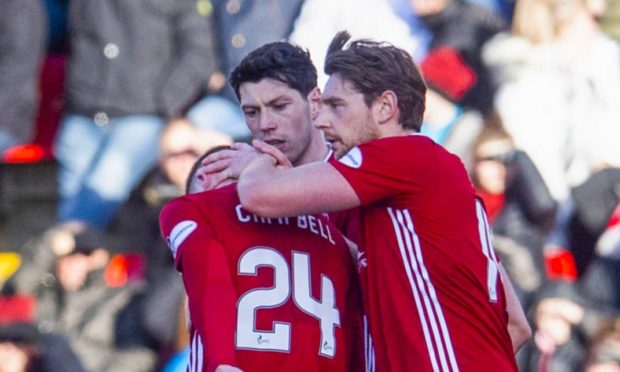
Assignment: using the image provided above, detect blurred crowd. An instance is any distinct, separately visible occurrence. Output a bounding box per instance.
[1,0,620,371]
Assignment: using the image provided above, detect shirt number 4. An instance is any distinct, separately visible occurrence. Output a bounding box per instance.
[235,247,341,357]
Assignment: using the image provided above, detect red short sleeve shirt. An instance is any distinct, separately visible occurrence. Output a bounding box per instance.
[329,135,517,372]
[160,185,363,372]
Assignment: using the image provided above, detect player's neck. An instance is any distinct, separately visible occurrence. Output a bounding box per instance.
[295,138,330,166]
[378,121,416,139]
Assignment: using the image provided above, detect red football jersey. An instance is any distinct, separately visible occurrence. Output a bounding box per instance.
[329,135,518,372]
[160,184,363,372]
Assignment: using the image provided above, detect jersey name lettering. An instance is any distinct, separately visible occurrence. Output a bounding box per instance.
[235,204,336,245]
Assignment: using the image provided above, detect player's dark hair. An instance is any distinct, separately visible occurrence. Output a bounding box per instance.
[229,42,318,101]
[324,31,427,132]
[185,145,231,195]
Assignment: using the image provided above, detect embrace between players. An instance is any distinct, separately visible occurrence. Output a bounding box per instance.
[159,31,532,372]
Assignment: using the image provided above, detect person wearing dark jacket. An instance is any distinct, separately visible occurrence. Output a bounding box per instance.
[0,322,84,372]
[472,123,557,310]
[7,222,157,372]
[412,0,506,114]
[54,0,220,229]
[0,0,46,154]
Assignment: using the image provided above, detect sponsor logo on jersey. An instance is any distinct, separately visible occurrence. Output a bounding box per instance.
[338,146,362,168]
[167,220,197,258]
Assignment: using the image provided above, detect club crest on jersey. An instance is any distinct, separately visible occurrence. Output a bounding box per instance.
[338,146,362,168]
[167,220,197,258]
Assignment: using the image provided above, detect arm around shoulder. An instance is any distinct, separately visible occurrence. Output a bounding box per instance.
[238,158,360,217]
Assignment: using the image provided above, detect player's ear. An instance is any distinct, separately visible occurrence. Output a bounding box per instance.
[373,90,398,125]
[308,87,321,121]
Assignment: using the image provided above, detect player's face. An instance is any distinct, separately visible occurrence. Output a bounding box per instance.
[316,73,379,159]
[239,79,316,166]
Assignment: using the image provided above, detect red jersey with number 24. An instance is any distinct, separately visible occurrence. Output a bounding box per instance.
[329,135,518,372]
[159,184,363,372]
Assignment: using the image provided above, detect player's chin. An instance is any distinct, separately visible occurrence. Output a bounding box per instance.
[273,142,288,154]
[331,142,347,159]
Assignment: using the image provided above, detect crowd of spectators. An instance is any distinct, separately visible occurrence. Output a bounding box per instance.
[1,0,619,371]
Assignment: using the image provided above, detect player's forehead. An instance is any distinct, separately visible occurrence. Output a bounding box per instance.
[321,74,362,103]
[239,78,304,106]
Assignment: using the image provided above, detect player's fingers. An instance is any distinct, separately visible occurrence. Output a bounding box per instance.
[231,142,253,151]
[201,158,231,174]
[197,167,229,191]
[252,139,291,168]
[201,148,235,166]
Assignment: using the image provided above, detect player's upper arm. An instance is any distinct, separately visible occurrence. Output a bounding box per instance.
[161,198,239,367]
[160,197,212,268]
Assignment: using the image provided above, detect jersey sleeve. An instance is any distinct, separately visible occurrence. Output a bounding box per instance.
[329,137,435,206]
[160,198,239,370]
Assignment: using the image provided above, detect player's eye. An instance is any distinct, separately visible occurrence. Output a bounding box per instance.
[243,108,258,118]
[272,103,288,111]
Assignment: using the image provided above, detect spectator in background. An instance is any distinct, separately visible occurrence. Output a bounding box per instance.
[7,221,158,372]
[585,319,620,372]
[109,117,233,284]
[519,281,589,372]
[0,0,46,155]
[483,0,620,204]
[471,123,557,310]
[42,0,69,54]
[288,0,421,88]
[146,118,234,207]
[572,170,620,311]
[183,1,250,142]
[0,322,84,372]
[419,46,484,169]
[394,0,507,115]
[54,0,219,229]
[33,0,70,154]
[564,168,620,277]
[0,323,45,372]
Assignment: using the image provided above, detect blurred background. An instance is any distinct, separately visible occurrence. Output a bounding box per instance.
[1,0,620,371]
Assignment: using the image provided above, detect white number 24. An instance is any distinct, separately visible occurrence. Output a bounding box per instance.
[235,247,340,357]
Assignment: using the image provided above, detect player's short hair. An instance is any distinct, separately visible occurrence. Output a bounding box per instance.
[185,145,231,195]
[229,42,318,101]
[324,31,427,132]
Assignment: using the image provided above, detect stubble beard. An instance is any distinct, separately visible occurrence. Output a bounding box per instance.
[338,114,379,158]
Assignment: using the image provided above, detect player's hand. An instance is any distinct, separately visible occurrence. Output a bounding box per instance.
[215,364,244,372]
[201,147,236,173]
[200,142,263,179]
[196,147,236,190]
[252,139,293,169]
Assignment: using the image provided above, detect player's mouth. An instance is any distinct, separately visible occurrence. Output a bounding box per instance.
[264,139,286,150]
[325,138,340,150]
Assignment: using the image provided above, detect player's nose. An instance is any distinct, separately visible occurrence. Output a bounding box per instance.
[258,110,278,131]
[314,108,331,130]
